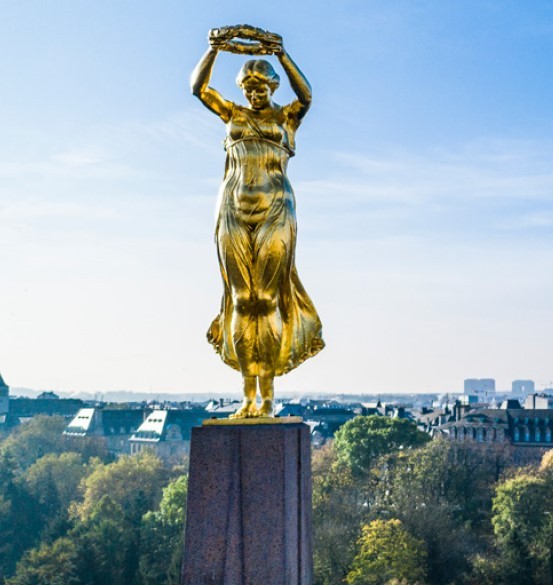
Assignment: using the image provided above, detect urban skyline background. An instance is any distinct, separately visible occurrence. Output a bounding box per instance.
[1,1,552,395]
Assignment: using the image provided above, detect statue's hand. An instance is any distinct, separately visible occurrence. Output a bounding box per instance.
[263,36,284,56]
[208,28,230,50]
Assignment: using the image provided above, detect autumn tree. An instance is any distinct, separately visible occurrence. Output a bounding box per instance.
[0,416,68,470]
[346,519,427,585]
[374,439,517,585]
[491,472,552,584]
[312,443,368,585]
[71,450,169,525]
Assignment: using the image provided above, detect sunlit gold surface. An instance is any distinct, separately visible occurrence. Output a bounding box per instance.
[191,25,324,418]
[203,416,303,426]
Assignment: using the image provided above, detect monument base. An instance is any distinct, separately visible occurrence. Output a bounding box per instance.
[181,421,313,585]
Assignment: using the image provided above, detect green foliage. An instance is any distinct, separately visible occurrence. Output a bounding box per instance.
[346,519,427,585]
[76,494,135,585]
[0,416,68,470]
[157,474,188,527]
[5,537,81,585]
[23,452,91,536]
[6,410,553,585]
[334,415,430,478]
[374,439,517,585]
[71,450,169,525]
[6,448,184,585]
[382,439,509,526]
[0,453,43,581]
[491,471,553,584]
[312,443,367,585]
[139,475,188,585]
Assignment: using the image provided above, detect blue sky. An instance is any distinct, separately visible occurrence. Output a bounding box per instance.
[1,1,552,395]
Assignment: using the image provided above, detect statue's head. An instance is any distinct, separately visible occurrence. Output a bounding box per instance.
[236,60,280,109]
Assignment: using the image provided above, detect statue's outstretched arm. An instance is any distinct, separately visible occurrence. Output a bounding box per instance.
[276,48,312,119]
[190,46,232,122]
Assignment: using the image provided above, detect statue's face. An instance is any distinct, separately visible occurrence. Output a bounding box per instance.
[242,80,273,110]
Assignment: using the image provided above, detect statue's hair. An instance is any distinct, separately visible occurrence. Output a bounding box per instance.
[236,60,280,92]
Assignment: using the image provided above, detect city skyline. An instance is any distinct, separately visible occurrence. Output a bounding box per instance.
[1,2,552,395]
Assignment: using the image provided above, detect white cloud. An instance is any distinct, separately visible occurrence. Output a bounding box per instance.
[51,149,105,167]
[0,200,119,222]
[331,139,553,203]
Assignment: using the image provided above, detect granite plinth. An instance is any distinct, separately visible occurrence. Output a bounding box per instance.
[181,422,313,585]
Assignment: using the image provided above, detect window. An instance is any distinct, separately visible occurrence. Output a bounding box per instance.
[514,427,520,442]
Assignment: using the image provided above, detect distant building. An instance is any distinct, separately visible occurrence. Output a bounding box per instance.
[437,401,553,462]
[130,408,224,463]
[512,380,535,395]
[464,378,495,400]
[36,391,60,400]
[0,373,8,415]
[64,408,149,455]
[0,374,19,436]
[205,398,241,416]
[10,397,84,419]
[525,393,553,410]
[463,394,478,405]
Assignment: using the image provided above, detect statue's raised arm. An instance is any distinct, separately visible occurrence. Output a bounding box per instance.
[191,26,324,419]
[274,44,312,119]
[190,37,233,121]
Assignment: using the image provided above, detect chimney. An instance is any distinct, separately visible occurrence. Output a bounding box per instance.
[454,400,461,422]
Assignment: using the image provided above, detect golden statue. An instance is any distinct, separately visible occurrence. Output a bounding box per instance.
[191,25,324,418]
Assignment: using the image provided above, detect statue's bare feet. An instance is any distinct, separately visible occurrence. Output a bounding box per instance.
[253,399,274,418]
[230,400,256,419]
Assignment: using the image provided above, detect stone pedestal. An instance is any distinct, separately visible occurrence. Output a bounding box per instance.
[181,421,313,585]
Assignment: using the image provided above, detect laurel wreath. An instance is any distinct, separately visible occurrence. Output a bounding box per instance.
[209,25,282,55]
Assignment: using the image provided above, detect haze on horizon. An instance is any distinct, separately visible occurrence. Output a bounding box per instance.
[1,1,552,396]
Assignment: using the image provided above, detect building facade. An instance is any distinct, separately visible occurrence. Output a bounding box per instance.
[513,380,536,395]
[64,408,149,455]
[130,408,219,464]
[0,373,8,415]
[464,378,496,402]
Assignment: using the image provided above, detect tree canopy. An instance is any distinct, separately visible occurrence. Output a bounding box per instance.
[346,519,427,585]
[334,415,430,478]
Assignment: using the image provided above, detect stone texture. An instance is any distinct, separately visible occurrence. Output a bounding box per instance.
[181,422,313,585]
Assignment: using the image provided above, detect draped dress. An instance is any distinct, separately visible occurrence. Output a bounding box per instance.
[207,101,324,376]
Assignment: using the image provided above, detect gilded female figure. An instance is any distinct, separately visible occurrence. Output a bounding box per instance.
[191,26,324,418]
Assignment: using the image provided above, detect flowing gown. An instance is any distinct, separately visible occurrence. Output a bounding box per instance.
[207,101,324,376]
